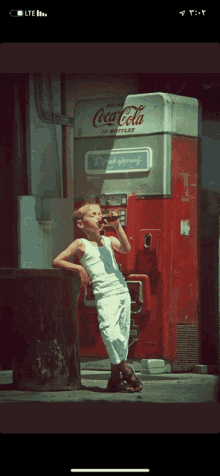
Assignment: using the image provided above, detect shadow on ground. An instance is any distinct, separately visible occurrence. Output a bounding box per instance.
[80,384,107,393]
[0,382,107,393]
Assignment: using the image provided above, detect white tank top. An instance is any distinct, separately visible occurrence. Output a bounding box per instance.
[80,235,129,300]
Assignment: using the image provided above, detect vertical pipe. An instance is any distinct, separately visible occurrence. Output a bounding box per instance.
[49,73,62,198]
[61,73,68,198]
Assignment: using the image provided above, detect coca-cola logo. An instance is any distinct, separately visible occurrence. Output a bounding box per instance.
[92,105,145,128]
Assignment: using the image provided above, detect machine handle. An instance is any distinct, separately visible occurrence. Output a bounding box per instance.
[83,281,144,312]
[83,287,96,308]
[126,280,143,314]
[83,278,151,313]
[126,280,143,303]
[144,233,152,248]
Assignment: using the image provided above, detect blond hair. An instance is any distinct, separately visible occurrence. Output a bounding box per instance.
[72,199,100,225]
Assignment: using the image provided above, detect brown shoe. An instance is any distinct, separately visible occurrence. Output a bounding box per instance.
[123,365,143,392]
[106,377,136,393]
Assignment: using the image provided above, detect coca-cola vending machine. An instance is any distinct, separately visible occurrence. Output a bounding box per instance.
[73,93,201,372]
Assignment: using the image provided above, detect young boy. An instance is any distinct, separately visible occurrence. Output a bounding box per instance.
[53,199,142,393]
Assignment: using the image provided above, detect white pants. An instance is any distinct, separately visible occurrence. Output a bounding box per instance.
[96,292,131,365]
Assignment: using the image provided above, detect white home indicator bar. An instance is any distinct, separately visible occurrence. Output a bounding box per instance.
[70,471,150,473]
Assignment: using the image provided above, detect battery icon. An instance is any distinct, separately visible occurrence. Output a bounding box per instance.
[9,10,24,16]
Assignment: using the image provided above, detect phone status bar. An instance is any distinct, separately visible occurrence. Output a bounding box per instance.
[9,10,47,17]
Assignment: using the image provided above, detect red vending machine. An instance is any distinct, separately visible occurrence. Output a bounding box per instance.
[73,93,201,371]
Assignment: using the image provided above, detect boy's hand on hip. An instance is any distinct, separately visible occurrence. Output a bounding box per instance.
[77,266,91,288]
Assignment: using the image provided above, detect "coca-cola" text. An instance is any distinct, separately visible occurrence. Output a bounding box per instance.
[92,105,145,128]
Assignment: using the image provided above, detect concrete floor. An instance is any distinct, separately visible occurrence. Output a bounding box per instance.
[1,370,219,435]
[0,370,219,402]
